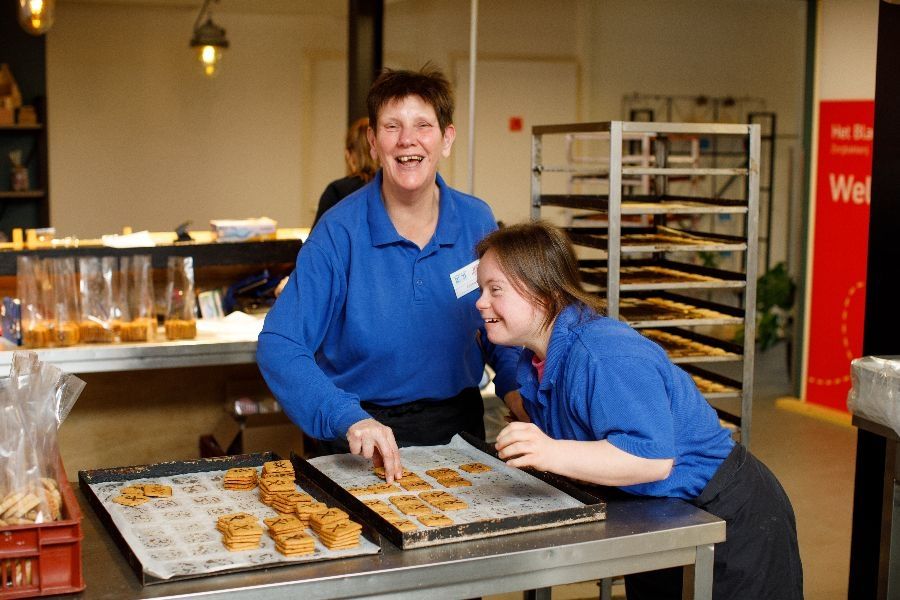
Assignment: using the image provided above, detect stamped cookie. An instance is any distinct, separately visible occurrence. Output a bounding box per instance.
[113,493,150,507]
[458,462,492,474]
[417,513,453,527]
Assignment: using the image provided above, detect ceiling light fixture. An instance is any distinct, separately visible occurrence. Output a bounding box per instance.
[18,0,55,36]
[190,0,229,78]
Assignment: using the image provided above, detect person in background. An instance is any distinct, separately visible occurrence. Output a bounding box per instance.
[258,65,523,483]
[476,222,802,600]
[311,117,379,228]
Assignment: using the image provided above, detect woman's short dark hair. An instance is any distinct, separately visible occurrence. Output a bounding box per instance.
[367,64,454,133]
[476,221,604,331]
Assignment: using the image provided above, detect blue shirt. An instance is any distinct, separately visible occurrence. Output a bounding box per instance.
[518,304,734,500]
[257,171,521,441]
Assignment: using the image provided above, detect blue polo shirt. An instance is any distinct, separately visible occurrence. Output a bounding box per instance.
[257,172,521,441]
[518,304,734,500]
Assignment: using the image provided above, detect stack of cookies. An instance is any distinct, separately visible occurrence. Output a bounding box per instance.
[258,460,297,505]
[295,500,329,526]
[310,508,362,550]
[271,491,314,515]
[265,514,315,556]
[223,467,258,491]
[272,529,316,557]
[216,512,264,551]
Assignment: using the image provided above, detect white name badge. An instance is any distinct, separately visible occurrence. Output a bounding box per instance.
[450,259,480,299]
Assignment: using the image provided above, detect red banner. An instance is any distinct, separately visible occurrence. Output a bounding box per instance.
[804,100,873,410]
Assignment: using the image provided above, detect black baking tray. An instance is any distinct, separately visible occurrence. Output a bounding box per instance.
[292,434,606,550]
[78,452,380,586]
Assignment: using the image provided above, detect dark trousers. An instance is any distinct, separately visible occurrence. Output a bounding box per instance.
[624,444,803,600]
[315,387,485,455]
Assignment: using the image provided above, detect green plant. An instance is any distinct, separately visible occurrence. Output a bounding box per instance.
[754,262,796,350]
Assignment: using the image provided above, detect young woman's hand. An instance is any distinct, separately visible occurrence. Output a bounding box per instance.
[494,421,561,472]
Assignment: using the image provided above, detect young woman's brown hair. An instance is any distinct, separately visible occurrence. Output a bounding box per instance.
[345,117,377,183]
[475,221,604,331]
[366,64,454,134]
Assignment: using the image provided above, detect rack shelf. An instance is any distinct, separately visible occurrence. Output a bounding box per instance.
[531,120,759,446]
[0,190,46,199]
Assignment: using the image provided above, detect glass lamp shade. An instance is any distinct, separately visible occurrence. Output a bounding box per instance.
[190,17,228,78]
[196,45,223,77]
[18,0,55,35]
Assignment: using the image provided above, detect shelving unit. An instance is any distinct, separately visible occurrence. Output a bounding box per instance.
[531,121,759,447]
[0,112,50,231]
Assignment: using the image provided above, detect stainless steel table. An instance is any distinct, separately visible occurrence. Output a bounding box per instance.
[0,330,259,373]
[74,489,724,600]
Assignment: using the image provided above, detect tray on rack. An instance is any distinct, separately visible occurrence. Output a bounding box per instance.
[579,259,746,291]
[641,327,742,363]
[565,226,747,253]
[541,194,748,215]
[79,453,380,586]
[680,364,742,398]
[294,434,606,550]
[598,292,744,327]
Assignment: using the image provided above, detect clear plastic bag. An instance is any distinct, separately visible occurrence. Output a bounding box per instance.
[164,256,197,340]
[78,256,117,343]
[17,255,52,348]
[48,257,81,346]
[117,255,157,342]
[1,351,85,525]
[848,356,900,437]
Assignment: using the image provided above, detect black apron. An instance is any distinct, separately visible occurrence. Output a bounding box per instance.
[624,443,803,600]
[315,387,485,455]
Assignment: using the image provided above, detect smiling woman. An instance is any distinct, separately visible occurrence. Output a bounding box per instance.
[257,65,523,484]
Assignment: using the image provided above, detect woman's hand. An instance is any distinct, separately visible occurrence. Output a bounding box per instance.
[503,390,531,423]
[346,418,403,482]
[494,421,561,472]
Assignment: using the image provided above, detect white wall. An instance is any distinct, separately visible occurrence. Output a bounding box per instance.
[47,2,347,238]
[817,0,878,100]
[44,0,809,249]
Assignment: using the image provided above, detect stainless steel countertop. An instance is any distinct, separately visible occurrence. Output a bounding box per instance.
[74,489,724,599]
[0,330,259,374]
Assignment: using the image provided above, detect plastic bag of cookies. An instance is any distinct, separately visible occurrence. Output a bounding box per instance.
[164,256,197,340]
[115,255,157,342]
[16,255,53,348]
[77,256,117,343]
[47,257,81,346]
[1,351,85,527]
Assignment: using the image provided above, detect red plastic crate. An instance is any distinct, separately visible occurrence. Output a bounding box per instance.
[0,462,85,598]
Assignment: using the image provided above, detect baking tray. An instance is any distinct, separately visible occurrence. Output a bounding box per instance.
[579,258,746,292]
[78,453,380,585]
[293,434,606,550]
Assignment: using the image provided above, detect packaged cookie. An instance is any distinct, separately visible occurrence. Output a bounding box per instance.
[78,256,117,343]
[164,256,197,340]
[17,255,53,348]
[47,257,80,346]
[116,255,157,342]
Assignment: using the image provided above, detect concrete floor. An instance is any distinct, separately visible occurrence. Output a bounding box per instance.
[486,342,856,599]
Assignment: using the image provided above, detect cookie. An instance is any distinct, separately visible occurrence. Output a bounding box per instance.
[417,513,453,527]
[112,493,149,507]
[458,462,492,474]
